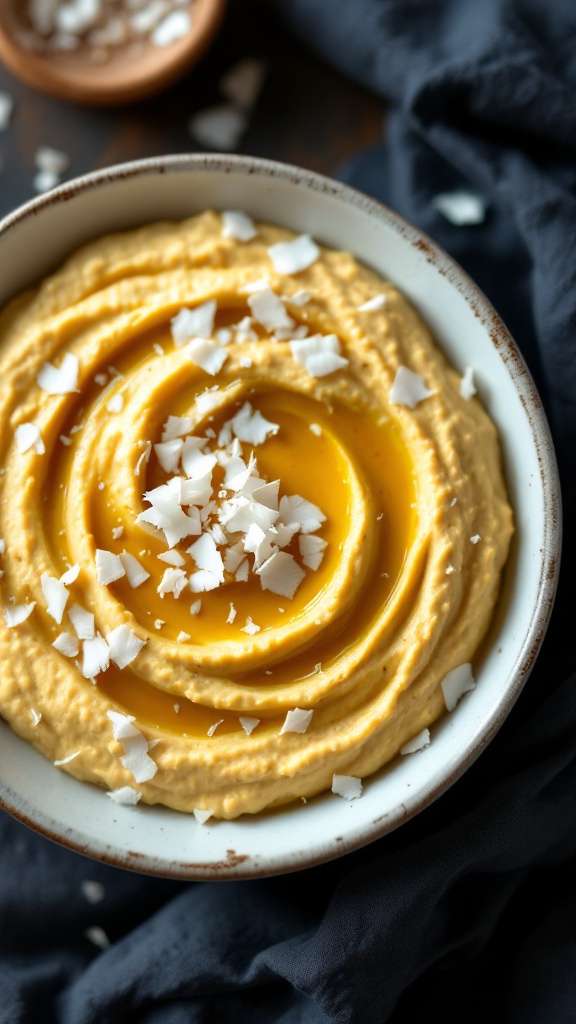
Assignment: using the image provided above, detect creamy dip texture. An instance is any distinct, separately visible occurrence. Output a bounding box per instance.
[0,210,514,818]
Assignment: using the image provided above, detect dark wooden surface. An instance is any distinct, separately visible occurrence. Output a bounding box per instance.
[0,1,385,220]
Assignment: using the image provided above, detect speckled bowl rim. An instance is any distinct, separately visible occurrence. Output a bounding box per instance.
[0,154,562,879]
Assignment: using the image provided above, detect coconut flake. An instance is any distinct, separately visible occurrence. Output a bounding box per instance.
[106,393,124,414]
[241,616,261,635]
[40,573,69,624]
[228,401,279,445]
[96,549,125,585]
[248,287,294,332]
[106,710,157,783]
[106,786,141,805]
[153,439,183,474]
[187,533,224,581]
[299,534,327,570]
[52,631,80,658]
[107,624,146,669]
[268,235,320,275]
[207,719,224,737]
[219,57,267,110]
[81,633,110,679]
[152,9,191,46]
[30,708,42,726]
[389,366,433,408]
[289,334,348,378]
[157,549,185,567]
[432,190,487,226]
[257,550,305,598]
[331,774,363,800]
[280,708,313,735]
[68,603,95,640]
[176,631,190,642]
[227,602,237,624]
[470,534,481,544]
[157,567,188,598]
[171,301,217,347]
[222,210,257,242]
[190,599,202,615]
[187,338,228,376]
[0,92,14,131]
[15,422,45,454]
[400,727,431,755]
[80,880,105,905]
[287,289,311,307]
[3,602,36,627]
[188,103,248,151]
[134,440,152,476]
[37,352,79,395]
[358,294,387,311]
[279,494,326,534]
[161,415,194,442]
[441,663,476,711]
[460,366,477,399]
[239,716,260,735]
[60,563,80,585]
[54,750,81,766]
[193,807,214,824]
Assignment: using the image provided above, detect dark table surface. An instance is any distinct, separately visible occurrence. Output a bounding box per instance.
[0,1,385,221]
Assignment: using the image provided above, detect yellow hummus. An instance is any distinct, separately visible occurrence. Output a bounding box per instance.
[0,211,513,818]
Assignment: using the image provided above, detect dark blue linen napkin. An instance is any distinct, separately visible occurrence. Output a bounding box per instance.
[1,2,575,1022]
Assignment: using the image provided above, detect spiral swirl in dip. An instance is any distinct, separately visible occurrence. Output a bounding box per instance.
[0,211,513,818]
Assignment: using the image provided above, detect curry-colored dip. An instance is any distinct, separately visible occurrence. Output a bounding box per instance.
[0,211,513,817]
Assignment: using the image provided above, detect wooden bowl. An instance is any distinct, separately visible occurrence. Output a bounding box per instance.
[0,0,227,106]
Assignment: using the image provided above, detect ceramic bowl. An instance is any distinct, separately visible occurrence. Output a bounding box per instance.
[0,154,561,879]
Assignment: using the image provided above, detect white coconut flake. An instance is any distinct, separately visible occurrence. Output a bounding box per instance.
[81,633,110,679]
[187,533,224,581]
[68,603,95,640]
[268,235,320,275]
[106,710,157,783]
[309,423,322,437]
[60,563,80,585]
[33,169,60,194]
[460,366,477,399]
[257,550,306,599]
[112,526,124,540]
[432,190,487,226]
[161,415,194,442]
[41,573,69,624]
[389,366,434,408]
[222,210,257,242]
[193,807,214,824]
[190,599,202,615]
[154,439,183,474]
[106,786,141,806]
[35,145,70,174]
[37,352,79,395]
[107,625,146,669]
[227,602,237,624]
[280,708,313,735]
[299,534,327,571]
[248,287,294,332]
[15,422,45,455]
[188,103,248,151]
[157,567,188,598]
[470,534,481,544]
[158,549,185,567]
[219,57,267,110]
[106,393,124,414]
[207,719,224,737]
[241,616,260,635]
[279,494,326,534]
[187,338,229,376]
[54,750,81,766]
[134,440,152,476]
[152,9,190,46]
[3,602,36,627]
[287,289,311,307]
[400,727,431,755]
[176,631,190,642]
[30,708,42,726]
[0,540,5,555]
[228,401,279,446]
[289,334,348,378]
[0,92,14,131]
[331,774,363,800]
[171,301,217,347]
[81,880,105,905]
[83,926,110,950]
[52,631,80,658]
[358,294,387,311]
[441,663,476,712]
[239,716,260,735]
[96,549,126,585]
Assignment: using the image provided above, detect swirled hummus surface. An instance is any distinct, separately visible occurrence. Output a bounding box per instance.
[0,211,513,818]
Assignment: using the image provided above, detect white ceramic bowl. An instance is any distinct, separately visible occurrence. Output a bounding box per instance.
[0,155,561,879]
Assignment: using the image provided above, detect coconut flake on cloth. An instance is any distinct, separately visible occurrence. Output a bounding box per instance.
[106,710,157,783]
[219,57,268,111]
[268,235,320,275]
[432,190,487,226]
[188,104,248,151]
[389,366,434,408]
[441,663,476,711]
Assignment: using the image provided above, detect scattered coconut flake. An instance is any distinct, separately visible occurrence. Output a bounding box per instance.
[228,401,279,445]
[460,366,477,400]
[106,393,124,414]
[331,774,363,800]
[107,625,146,669]
[0,539,5,555]
[157,549,185,567]
[243,277,270,294]
[241,616,261,635]
[239,716,260,735]
[81,880,105,905]
[60,563,80,585]
[33,169,60,194]
[289,333,348,378]
[83,926,110,951]
[446,565,455,575]
[432,190,487,226]
[239,356,253,369]
[187,533,224,581]
[358,294,387,311]
[187,338,229,376]
[30,708,42,727]
[195,388,222,416]
[171,301,217,347]
[3,602,36,627]
[157,567,188,598]
[299,534,327,571]
[153,343,164,356]
[134,440,152,476]
[0,92,14,131]
[188,103,248,151]
[36,352,79,395]
[400,728,431,755]
[441,663,476,711]
[60,434,72,446]
[279,494,326,534]
[268,235,320,275]
[470,534,481,544]
[389,366,434,408]
[287,289,311,307]
[248,287,294,332]
[219,57,267,110]
[15,422,45,455]
[106,710,157,783]
[257,550,306,599]
[106,786,141,806]
[222,210,257,242]
[161,414,194,442]
[52,631,80,658]
[450,497,458,508]
[94,373,107,386]
[207,719,224,737]
[280,708,313,735]
[41,573,70,624]
[309,423,322,436]
[68,603,95,640]
[193,807,214,824]
[154,619,164,630]
[54,750,81,766]
[81,633,110,679]
[119,551,150,589]
[154,439,183,473]
[227,602,237,624]
[190,599,202,615]
[96,549,126,585]
[112,526,124,540]
[152,8,190,46]
[176,631,190,642]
